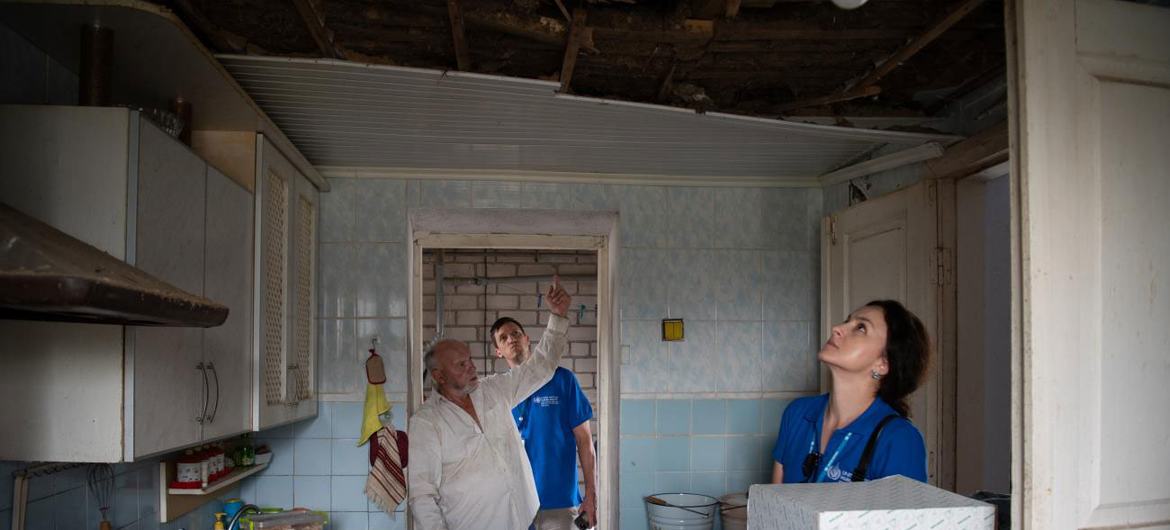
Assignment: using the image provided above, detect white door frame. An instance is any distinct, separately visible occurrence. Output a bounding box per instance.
[407,208,621,530]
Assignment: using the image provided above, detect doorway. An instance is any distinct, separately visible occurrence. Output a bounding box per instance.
[407,208,620,529]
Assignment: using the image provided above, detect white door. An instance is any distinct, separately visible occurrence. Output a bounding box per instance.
[822,180,946,485]
[1012,0,1170,528]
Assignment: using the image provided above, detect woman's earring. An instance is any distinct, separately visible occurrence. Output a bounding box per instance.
[871,370,881,380]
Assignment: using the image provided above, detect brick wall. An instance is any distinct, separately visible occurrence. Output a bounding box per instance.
[422,249,600,433]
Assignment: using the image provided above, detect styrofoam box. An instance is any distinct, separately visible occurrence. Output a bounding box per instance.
[747,475,996,530]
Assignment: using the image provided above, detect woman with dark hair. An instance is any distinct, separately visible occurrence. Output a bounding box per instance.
[770,299,931,484]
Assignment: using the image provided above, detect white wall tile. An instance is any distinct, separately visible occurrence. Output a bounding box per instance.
[319,319,359,395]
[619,249,670,319]
[320,177,357,242]
[666,249,718,320]
[471,180,524,208]
[617,186,670,248]
[353,243,408,318]
[762,321,817,392]
[354,179,407,243]
[717,321,763,392]
[666,187,717,248]
[415,180,472,208]
[319,243,358,318]
[715,251,763,321]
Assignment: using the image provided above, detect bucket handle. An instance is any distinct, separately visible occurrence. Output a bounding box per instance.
[644,496,714,518]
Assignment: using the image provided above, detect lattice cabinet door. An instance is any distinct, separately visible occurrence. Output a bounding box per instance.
[253,135,319,430]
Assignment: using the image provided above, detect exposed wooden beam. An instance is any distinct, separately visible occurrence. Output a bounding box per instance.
[291,0,343,59]
[725,0,743,19]
[559,8,587,94]
[656,61,677,102]
[553,0,571,21]
[923,60,1005,115]
[843,0,987,93]
[172,0,263,54]
[447,0,472,71]
[924,122,1008,180]
[773,85,881,113]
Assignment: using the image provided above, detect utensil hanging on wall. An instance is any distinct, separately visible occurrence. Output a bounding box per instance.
[366,337,386,385]
[88,463,114,530]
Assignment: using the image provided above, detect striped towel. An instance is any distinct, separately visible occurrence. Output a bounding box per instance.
[365,426,408,514]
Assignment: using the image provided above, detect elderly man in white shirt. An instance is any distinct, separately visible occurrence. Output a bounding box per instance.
[408,278,572,530]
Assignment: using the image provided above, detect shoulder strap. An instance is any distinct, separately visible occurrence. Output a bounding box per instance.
[851,414,901,482]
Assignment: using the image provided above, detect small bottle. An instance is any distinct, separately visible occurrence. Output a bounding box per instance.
[197,445,211,487]
[240,434,255,466]
[213,512,227,530]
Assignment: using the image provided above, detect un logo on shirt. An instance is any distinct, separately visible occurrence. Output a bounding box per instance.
[534,396,561,407]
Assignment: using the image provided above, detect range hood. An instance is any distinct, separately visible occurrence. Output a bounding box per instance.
[0,203,228,327]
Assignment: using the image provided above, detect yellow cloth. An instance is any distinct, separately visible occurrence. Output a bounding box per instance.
[358,383,390,446]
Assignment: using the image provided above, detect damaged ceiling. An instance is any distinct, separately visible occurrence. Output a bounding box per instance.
[161,0,1006,122]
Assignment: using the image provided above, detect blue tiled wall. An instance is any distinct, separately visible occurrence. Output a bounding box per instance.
[234,402,410,530]
[617,397,795,530]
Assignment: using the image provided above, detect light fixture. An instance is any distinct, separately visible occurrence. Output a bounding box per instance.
[831,0,869,9]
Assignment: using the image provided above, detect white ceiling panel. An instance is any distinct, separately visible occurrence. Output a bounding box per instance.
[218,56,958,184]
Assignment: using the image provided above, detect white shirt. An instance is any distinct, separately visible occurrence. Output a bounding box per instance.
[408,314,569,530]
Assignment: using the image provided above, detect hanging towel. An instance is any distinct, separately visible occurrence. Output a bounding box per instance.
[365,426,408,514]
[358,382,390,446]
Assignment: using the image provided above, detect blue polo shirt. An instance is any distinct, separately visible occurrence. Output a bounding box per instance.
[513,367,593,509]
[771,394,927,483]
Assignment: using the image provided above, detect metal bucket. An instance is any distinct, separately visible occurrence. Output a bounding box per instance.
[718,493,748,530]
[644,493,719,530]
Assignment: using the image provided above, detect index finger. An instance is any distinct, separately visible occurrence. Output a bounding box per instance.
[553,274,560,289]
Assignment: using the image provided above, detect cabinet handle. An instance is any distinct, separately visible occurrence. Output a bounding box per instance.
[196,362,209,424]
[207,362,220,422]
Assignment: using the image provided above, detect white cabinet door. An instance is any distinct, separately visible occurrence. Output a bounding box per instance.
[822,180,943,484]
[1014,0,1170,527]
[287,171,319,422]
[254,136,318,429]
[131,119,206,459]
[202,166,254,440]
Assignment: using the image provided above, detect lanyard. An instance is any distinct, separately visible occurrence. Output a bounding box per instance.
[816,432,853,483]
[806,431,854,483]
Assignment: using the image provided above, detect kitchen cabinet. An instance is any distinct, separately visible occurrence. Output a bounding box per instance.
[252,135,319,430]
[0,105,253,461]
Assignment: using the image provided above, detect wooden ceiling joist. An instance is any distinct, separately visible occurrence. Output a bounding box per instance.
[773,85,880,113]
[291,0,343,59]
[171,0,259,54]
[559,8,588,94]
[447,0,472,71]
[842,0,987,93]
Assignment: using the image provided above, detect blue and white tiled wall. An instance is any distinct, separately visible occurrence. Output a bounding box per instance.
[313,177,825,529]
[234,402,410,530]
[617,398,792,530]
[0,458,238,530]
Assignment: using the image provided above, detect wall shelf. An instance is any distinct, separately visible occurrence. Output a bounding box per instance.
[159,462,268,522]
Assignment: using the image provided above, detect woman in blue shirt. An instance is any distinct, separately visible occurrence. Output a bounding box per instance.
[771,299,931,484]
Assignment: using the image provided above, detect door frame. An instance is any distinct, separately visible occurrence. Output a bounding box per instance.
[407,208,620,530]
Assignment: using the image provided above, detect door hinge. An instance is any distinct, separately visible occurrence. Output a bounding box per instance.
[829,216,838,246]
[931,247,953,286]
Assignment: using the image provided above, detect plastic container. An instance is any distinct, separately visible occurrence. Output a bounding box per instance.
[718,493,748,530]
[644,493,718,530]
[248,511,328,530]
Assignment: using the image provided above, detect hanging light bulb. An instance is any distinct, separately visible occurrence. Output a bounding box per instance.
[831,0,868,9]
